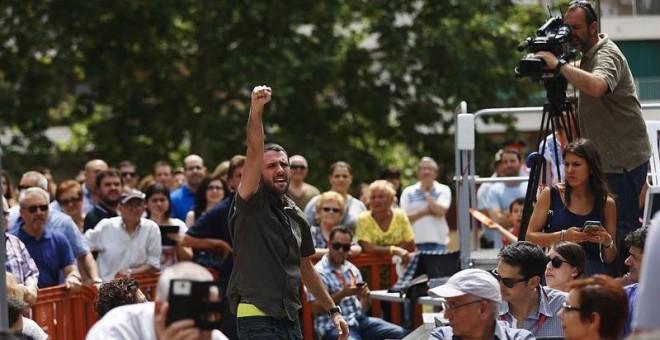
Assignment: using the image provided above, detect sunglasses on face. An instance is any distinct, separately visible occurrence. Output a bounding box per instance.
[121,172,137,178]
[331,242,351,252]
[22,205,49,213]
[491,269,529,289]
[290,165,307,170]
[440,298,486,312]
[322,207,341,213]
[547,256,574,269]
[59,196,82,206]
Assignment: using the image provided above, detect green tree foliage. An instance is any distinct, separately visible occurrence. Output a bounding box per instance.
[0,0,545,189]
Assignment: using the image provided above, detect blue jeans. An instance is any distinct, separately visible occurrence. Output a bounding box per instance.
[415,243,446,252]
[237,316,302,340]
[321,314,406,340]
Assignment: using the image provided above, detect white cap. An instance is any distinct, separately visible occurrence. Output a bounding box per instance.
[120,190,145,204]
[428,268,501,303]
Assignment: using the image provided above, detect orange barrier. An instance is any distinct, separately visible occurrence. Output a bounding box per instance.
[301,253,404,340]
[31,285,98,340]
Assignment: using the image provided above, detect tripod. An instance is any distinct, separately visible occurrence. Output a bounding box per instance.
[518,75,578,241]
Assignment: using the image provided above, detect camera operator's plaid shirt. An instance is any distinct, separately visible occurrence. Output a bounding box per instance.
[5,233,39,285]
[307,255,363,337]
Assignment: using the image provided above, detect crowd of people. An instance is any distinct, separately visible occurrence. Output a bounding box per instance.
[2,1,660,339]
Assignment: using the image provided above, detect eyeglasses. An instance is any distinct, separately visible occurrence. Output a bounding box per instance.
[121,172,137,178]
[290,165,307,170]
[562,301,583,313]
[322,207,341,213]
[331,242,351,252]
[440,299,486,312]
[547,256,574,269]
[207,185,224,191]
[59,196,82,206]
[568,0,598,24]
[22,205,49,213]
[491,269,529,289]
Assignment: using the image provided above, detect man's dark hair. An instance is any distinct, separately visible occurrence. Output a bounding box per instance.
[498,241,547,280]
[153,160,171,172]
[625,226,648,252]
[94,277,143,318]
[264,142,288,156]
[7,296,25,327]
[329,225,353,242]
[509,197,525,213]
[95,168,123,189]
[568,0,598,25]
[119,160,136,169]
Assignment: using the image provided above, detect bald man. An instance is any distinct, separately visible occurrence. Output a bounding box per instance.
[170,154,207,221]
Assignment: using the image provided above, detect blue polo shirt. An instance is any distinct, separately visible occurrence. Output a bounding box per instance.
[14,228,76,288]
[170,185,195,221]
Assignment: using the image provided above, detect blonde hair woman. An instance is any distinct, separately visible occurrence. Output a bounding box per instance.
[310,191,361,260]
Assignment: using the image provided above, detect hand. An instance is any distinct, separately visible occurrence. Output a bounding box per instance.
[535,51,559,69]
[251,85,272,108]
[116,269,132,278]
[331,313,350,340]
[584,226,613,246]
[155,301,201,340]
[339,284,360,298]
[65,275,82,292]
[564,226,590,243]
[356,283,370,298]
[22,285,38,305]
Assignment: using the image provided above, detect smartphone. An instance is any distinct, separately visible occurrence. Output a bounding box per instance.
[356,282,366,288]
[583,220,601,233]
[166,280,223,330]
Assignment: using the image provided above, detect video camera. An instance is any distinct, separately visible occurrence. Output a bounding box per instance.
[515,15,576,81]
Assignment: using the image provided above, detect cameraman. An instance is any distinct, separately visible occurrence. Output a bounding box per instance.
[536,0,651,273]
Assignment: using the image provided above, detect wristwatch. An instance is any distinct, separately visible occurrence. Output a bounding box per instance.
[556,58,568,74]
[328,306,342,317]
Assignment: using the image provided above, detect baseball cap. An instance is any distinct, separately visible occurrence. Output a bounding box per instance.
[120,190,145,204]
[428,268,501,303]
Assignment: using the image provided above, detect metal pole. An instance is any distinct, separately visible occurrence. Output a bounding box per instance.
[0,145,9,330]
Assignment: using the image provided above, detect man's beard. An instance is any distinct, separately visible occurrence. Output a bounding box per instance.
[262,179,290,195]
[101,194,120,207]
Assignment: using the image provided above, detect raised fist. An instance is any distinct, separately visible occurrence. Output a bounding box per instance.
[251,85,272,107]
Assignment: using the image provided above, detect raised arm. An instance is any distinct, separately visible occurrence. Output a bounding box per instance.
[237,85,272,201]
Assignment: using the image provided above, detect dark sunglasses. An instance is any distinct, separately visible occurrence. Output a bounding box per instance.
[547,256,574,269]
[59,196,82,206]
[568,0,598,24]
[121,172,137,178]
[290,165,307,170]
[322,207,341,213]
[17,185,31,191]
[22,205,49,213]
[331,242,351,252]
[491,269,528,289]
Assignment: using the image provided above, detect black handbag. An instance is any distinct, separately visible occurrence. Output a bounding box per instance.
[398,274,429,301]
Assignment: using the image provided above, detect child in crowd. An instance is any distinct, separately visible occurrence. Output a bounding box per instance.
[503,198,524,246]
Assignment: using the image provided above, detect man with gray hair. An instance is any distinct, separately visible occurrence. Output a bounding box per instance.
[10,187,82,291]
[400,156,452,252]
[429,268,534,339]
[287,154,320,210]
[86,262,229,340]
[8,170,102,286]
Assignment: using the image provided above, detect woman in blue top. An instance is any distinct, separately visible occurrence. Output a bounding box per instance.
[527,138,617,276]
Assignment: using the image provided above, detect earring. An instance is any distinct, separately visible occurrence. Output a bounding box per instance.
[572,273,577,277]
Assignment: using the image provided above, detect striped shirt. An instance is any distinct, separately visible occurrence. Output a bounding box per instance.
[499,286,567,337]
[5,233,39,285]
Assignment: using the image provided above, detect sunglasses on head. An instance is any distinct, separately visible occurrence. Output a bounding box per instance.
[331,242,351,252]
[290,165,307,170]
[23,205,49,213]
[547,256,574,269]
[568,0,598,24]
[322,207,341,213]
[491,269,529,289]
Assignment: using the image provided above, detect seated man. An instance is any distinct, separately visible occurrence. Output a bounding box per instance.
[495,241,566,337]
[429,268,534,339]
[621,226,647,337]
[3,196,39,304]
[85,190,161,281]
[11,188,82,291]
[86,262,229,339]
[309,226,405,340]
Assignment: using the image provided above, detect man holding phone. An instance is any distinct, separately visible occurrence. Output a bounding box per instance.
[309,226,405,340]
[228,85,349,339]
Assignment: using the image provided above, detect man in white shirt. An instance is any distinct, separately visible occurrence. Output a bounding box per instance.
[400,157,451,251]
[85,190,161,281]
[86,262,229,340]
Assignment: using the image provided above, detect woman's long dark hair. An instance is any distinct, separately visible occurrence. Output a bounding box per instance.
[562,138,612,210]
[192,175,227,221]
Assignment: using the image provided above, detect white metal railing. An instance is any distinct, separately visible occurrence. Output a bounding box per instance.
[637,77,660,101]
[601,0,660,16]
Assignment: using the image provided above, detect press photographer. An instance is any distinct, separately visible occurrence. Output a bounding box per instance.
[534,1,650,275]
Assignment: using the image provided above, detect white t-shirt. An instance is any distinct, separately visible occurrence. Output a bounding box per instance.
[86,302,229,340]
[22,317,48,340]
[400,181,452,245]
